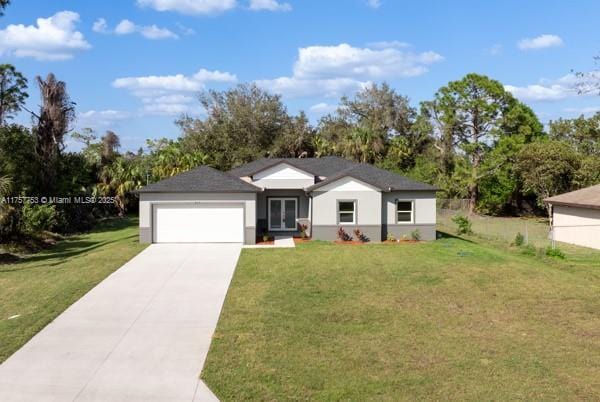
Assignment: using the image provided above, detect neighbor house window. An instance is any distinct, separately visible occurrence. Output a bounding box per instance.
[338,200,356,224]
[396,200,414,223]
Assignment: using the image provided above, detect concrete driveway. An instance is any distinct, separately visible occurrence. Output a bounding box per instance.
[0,243,242,402]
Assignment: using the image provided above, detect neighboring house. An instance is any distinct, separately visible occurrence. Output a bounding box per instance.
[545,184,600,250]
[137,156,438,244]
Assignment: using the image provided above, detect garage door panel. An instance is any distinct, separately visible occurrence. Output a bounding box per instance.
[153,203,244,243]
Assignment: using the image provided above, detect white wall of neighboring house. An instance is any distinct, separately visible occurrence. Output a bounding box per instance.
[552,205,600,250]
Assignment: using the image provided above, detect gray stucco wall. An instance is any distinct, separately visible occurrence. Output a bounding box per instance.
[256,189,309,235]
[139,192,256,244]
[381,191,437,241]
[311,189,382,241]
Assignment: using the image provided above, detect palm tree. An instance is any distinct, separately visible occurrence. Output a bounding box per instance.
[342,126,385,163]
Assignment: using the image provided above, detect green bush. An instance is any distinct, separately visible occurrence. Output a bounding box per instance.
[452,214,473,235]
[545,246,565,259]
[513,232,525,246]
[410,229,421,241]
[21,203,58,233]
[520,244,537,256]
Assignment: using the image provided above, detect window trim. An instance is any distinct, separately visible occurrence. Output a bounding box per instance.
[337,199,357,225]
[395,199,415,224]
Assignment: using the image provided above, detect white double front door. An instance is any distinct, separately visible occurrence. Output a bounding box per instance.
[268,198,297,231]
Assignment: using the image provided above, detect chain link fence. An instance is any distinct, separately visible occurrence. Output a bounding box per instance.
[437,199,600,258]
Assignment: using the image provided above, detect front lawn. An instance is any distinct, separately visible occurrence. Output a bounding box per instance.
[0,217,147,363]
[202,237,600,400]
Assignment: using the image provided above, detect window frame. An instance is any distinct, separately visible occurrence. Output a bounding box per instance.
[395,199,414,224]
[337,199,357,225]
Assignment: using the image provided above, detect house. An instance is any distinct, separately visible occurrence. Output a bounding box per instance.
[137,156,438,244]
[545,184,600,250]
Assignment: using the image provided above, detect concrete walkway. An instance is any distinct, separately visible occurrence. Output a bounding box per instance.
[0,243,242,402]
[243,236,296,249]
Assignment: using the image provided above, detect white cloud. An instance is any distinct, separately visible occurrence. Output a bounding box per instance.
[504,73,600,102]
[113,68,237,115]
[77,110,131,128]
[367,40,410,49]
[136,0,237,15]
[256,76,370,98]
[0,11,90,60]
[517,34,563,50]
[99,19,178,39]
[309,102,337,115]
[139,25,179,39]
[366,0,381,8]
[176,23,196,35]
[115,19,136,35]
[256,43,442,98]
[249,0,291,11]
[92,18,108,33]
[505,84,572,101]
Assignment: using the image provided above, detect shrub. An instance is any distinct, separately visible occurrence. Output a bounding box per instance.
[337,227,352,241]
[386,233,396,242]
[410,229,421,241]
[21,203,58,233]
[520,244,537,256]
[452,214,473,235]
[513,232,525,247]
[546,246,565,259]
[353,228,369,243]
[299,223,308,239]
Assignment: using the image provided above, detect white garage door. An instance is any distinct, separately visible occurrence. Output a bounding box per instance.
[153,203,244,243]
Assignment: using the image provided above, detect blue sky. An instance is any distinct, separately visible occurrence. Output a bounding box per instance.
[2,0,600,151]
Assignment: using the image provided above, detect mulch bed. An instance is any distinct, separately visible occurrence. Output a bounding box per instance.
[334,240,368,245]
[255,238,275,245]
[383,240,421,244]
[293,237,311,244]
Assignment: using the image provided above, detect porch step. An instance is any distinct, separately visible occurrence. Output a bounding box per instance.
[274,236,295,247]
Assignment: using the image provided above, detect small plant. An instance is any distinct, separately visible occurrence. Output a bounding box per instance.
[546,246,565,259]
[513,232,525,247]
[353,228,369,243]
[261,230,270,242]
[299,223,308,239]
[520,244,537,256]
[452,214,473,235]
[386,232,396,242]
[401,234,409,241]
[410,229,421,241]
[21,203,58,233]
[337,227,352,241]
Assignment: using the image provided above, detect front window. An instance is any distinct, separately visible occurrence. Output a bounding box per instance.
[396,200,414,223]
[338,201,356,224]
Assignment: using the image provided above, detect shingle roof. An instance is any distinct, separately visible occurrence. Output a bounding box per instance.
[228,156,356,178]
[305,163,439,192]
[137,165,261,193]
[545,184,600,210]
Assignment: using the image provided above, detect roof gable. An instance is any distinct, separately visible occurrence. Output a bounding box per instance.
[313,176,380,192]
[253,162,315,180]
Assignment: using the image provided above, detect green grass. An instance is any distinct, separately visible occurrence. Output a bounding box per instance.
[0,217,147,363]
[202,235,600,401]
[437,212,599,259]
